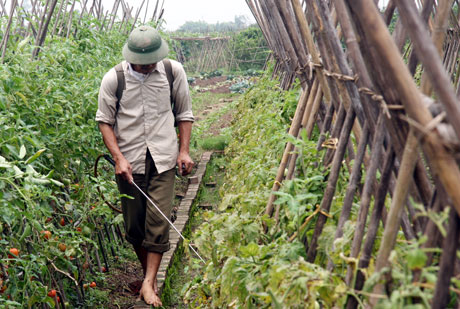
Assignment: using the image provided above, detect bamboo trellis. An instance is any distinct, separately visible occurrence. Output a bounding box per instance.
[172,36,230,73]
[172,35,270,73]
[247,0,460,307]
[0,0,166,62]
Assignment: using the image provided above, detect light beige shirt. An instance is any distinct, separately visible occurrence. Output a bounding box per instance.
[96,60,194,174]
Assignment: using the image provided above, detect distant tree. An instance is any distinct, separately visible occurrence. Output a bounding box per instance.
[177,15,251,34]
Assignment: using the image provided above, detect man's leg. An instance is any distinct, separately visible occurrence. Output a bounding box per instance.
[133,245,147,275]
[116,174,147,293]
[139,252,163,306]
[140,161,175,305]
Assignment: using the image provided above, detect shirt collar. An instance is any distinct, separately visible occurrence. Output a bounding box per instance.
[128,63,149,82]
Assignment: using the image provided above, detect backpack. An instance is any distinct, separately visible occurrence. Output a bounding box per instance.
[114,59,176,125]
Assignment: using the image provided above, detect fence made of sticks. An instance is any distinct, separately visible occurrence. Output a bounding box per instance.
[172,35,270,73]
[247,0,460,307]
[0,0,165,62]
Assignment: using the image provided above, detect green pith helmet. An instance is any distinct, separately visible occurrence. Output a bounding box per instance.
[122,26,169,65]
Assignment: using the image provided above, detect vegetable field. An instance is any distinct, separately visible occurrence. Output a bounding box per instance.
[1,0,460,308]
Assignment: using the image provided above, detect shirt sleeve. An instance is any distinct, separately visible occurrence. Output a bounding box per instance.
[171,60,195,123]
[95,68,118,126]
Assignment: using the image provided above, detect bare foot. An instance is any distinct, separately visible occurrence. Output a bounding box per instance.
[139,279,162,307]
[153,277,158,294]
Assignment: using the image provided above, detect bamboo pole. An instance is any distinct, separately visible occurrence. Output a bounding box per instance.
[316,98,335,151]
[347,148,396,308]
[142,0,149,24]
[74,0,89,36]
[0,0,6,17]
[0,0,18,62]
[291,0,331,104]
[306,104,356,262]
[35,0,50,48]
[151,0,159,22]
[340,2,460,302]
[326,122,370,271]
[265,86,312,219]
[370,130,420,302]
[259,0,299,75]
[431,208,460,308]
[129,0,145,33]
[395,0,460,141]
[419,0,455,94]
[108,0,120,30]
[274,0,309,86]
[51,0,68,37]
[407,0,435,75]
[65,0,76,38]
[345,113,386,285]
[313,0,365,127]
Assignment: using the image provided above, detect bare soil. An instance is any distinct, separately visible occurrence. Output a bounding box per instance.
[191,76,233,94]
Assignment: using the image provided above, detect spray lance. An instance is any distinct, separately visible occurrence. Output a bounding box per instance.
[101,154,206,264]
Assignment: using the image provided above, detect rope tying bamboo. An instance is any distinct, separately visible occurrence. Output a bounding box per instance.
[358,87,392,118]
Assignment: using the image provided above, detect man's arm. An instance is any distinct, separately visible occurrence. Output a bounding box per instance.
[98,122,133,183]
[177,121,194,175]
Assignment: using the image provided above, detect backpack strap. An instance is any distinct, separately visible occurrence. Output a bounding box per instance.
[163,59,175,114]
[114,62,125,115]
[114,60,176,125]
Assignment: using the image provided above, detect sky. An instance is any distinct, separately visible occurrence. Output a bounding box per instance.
[111,0,256,31]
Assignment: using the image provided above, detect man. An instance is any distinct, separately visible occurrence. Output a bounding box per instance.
[96,25,194,307]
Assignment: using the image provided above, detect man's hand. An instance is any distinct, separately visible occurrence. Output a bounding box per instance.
[98,123,133,183]
[177,152,194,176]
[115,155,133,183]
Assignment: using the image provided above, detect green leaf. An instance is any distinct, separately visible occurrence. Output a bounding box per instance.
[240,242,259,258]
[19,145,26,159]
[25,148,46,164]
[0,156,11,168]
[407,249,427,270]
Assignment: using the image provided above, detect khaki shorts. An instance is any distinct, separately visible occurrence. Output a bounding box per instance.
[116,151,175,253]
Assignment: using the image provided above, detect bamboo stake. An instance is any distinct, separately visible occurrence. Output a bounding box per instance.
[326,122,370,271]
[370,130,420,302]
[99,9,109,31]
[407,0,435,75]
[395,0,460,141]
[129,0,145,33]
[347,148,396,308]
[0,0,6,17]
[291,0,332,101]
[419,0,455,94]
[431,208,460,308]
[274,0,309,85]
[323,102,347,167]
[306,104,356,262]
[0,0,18,62]
[260,0,299,75]
[313,0,366,127]
[265,86,311,219]
[74,0,89,37]
[316,98,335,151]
[35,0,50,48]
[65,0,76,38]
[51,0,68,37]
[345,113,386,285]
[346,0,460,216]
[151,0,159,22]
[142,0,149,24]
[333,0,380,128]
[282,81,322,197]
[108,0,120,31]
